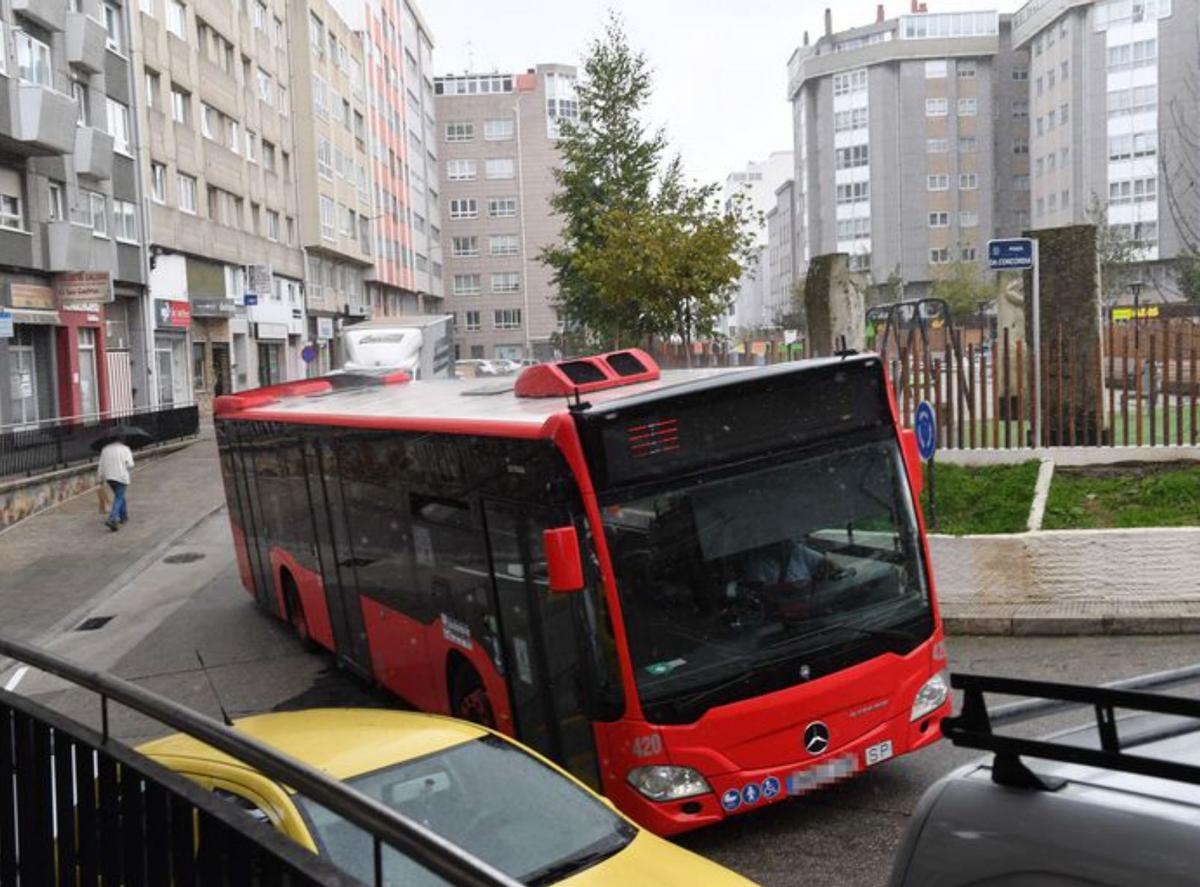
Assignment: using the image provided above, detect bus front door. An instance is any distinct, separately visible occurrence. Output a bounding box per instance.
[484,502,602,789]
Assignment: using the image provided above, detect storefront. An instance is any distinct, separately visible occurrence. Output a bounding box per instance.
[153,298,192,406]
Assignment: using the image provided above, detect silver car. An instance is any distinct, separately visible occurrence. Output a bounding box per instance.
[891,668,1200,887]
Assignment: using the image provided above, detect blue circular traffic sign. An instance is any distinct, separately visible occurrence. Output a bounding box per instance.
[915,401,937,461]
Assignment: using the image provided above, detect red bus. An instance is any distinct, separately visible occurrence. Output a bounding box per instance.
[214,349,950,835]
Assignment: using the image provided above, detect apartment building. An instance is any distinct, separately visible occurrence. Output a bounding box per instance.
[766,179,797,324]
[285,0,373,373]
[435,64,577,362]
[0,0,148,427]
[721,151,793,333]
[1012,0,1190,298]
[132,0,305,411]
[788,5,1030,299]
[356,0,441,318]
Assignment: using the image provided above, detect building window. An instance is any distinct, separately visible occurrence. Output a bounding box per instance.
[491,272,520,293]
[85,190,108,236]
[1108,177,1157,205]
[927,138,948,153]
[1060,102,1069,124]
[150,162,166,202]
[309,11,323,48]
[177,173,196,214]
[166,0,186,38]
[834,145,869,170]
[488,197,516,218]
[256,68,272,103]
[929,247,950,264]
[446,159,476,181]
[72,78,90,125]
[489,234,519,256]
[451,236,478,257]
[277,83,288,116]
[0,173,23,231]
[113,199,137,241]
[463,310,481,331]
[1012,99,1028,119]
[48,181,66,221]
[317,138,332,179]
[1012,68,1028,81]
[102,2,124,51]
[450,198,478,219]
[835,182,870,204]
[245,130,258,162]
[170,85,190,125]
[959,173,978,190]
[925,59,947,78]
[453,273,481,295]
[266,209,279,241]
[832,68,867,96]
[485,158,515,180]
[320,195,335,239]
[494,309,522,330]
[836,218,870,241]
[833,107,868,133]
[960,211,979,227]
[445,120,474,142]
[928,212,949,228]
[957,60,976,78]
[15,31,51,86]
[145,69,160,109]
[1013,137,1028,155]
[927,174,949,191]
[925,97,948,117]
[106,99,131,154]
[958,136,978,153]
[484,118,514,141]
[957,98,977,116]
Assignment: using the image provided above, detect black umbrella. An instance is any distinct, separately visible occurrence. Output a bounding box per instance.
[91,425,155,452]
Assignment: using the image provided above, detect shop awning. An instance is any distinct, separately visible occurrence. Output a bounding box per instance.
[10,309,61,325]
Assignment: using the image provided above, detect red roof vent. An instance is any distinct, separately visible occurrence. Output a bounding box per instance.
[514,349,660,398]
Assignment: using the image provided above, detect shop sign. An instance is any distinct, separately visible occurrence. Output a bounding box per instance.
[155,299,192,329]
[247,264,273,296]
[7,283,55,310]
[0,310,12,338]
[316,317,334,340]
[54,271,113,305]
[191,298,239,317]
[255,322,288,341]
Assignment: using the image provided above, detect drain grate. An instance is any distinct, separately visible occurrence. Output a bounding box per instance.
[163,552,206,565]
[76,616,114,632]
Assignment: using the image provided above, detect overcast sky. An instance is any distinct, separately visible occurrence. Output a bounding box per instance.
[424,1,1023,186]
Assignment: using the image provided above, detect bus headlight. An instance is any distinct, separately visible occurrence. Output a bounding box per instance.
[911,671,949,722]
[627,765,711,802]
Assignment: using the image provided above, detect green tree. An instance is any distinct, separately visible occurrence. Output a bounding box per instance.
[540,13,666,350]
[931,260,992,321]
[775,278,807,331]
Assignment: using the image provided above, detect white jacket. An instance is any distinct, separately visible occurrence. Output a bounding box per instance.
[98,442,134,485]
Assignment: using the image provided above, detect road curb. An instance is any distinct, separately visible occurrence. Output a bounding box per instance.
[945,609,1200,636]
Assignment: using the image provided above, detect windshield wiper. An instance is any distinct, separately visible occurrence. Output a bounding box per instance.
[523,837,629,886]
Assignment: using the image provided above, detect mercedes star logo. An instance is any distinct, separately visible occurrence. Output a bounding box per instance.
[804,721,830,755]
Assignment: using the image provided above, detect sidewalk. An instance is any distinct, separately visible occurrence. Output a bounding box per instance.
[942,600,1200,636]
[0,422,226,645]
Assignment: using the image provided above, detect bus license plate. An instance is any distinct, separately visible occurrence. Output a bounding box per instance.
[786,755,859,795]
[865,739,894,767]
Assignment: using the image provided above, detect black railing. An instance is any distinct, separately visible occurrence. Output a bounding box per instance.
[0,635,521,887]
[0,404,200,480]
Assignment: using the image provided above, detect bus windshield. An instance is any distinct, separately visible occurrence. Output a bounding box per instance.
[601,439,933,724]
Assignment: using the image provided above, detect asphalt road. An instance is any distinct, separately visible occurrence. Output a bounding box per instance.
[9,516,1200,887]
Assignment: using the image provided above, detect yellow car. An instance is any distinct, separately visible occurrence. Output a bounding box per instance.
[138,709,753,885]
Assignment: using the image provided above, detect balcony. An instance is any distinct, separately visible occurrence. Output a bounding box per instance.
[44,222,115,274]
[65,12,107,73]
[1,82,77,156]
[74,126,114,180]
[13,0,66,32]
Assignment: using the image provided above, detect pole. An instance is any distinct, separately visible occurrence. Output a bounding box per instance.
[929,452,938,531]
[1031,239,1042,448]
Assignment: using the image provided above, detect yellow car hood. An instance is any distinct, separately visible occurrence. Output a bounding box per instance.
[566,831,756,886]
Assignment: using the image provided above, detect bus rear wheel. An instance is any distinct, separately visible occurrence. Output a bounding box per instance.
[450,665,495,728]
[283,577,318,652]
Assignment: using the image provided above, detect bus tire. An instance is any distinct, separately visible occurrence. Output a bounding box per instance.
[450,662,495,728]
[282,572,318,652]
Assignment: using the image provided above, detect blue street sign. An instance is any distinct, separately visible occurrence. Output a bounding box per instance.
[0,310,12,338]
[915,401,937,461]
[244,294,259,306]
[987,238,1034,270]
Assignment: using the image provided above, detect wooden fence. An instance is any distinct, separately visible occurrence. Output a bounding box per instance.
[652,319,1200,449]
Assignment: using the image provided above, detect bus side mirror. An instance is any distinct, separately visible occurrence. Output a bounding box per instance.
[543,527,584,595]
[901,429,924,499]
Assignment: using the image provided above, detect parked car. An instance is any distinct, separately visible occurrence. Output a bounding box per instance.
[139,709,753,886]
[890,670,1200,886]
[455,359,503,378]
[491,358,522,374]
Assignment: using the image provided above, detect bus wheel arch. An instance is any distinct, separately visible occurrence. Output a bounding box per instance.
[447,654,496,728]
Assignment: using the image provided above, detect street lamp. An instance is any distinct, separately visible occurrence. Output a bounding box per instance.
[1129,280,1144,351]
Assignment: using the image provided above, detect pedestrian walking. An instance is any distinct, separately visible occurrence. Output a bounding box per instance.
[97,435,134,532]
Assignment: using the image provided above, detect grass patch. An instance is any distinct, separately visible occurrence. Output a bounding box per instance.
[1042,463,1200,529]
[920,460,1040,535]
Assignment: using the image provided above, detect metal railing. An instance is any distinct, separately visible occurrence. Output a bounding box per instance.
[0,634,521,887]
[0,403,200,480]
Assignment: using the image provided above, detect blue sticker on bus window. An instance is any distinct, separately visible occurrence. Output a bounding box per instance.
[741,783,761,805]
[761,776,781,799]
[720,788,741,812]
